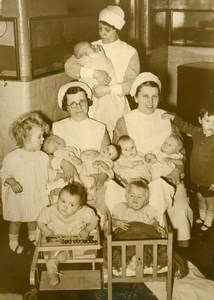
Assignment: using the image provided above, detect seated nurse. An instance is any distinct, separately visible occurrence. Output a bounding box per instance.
[52,81,111,190]
[112,72,193,246]
[113,72,182,183]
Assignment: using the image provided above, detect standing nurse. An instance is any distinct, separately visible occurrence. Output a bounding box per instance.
[65,5,140,137]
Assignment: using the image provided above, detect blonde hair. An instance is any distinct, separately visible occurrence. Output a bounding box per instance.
[11,111,49,147]
[126,179,149,205]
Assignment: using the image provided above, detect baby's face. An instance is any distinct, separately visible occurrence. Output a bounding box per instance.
[85,43,95,56]
[126,185,149,210]
[161,136,180,155]
[120,140,137,158]
[45,136,66,154]
[57,190,81,217]
[199,113,214,137]
[100,145,118,160]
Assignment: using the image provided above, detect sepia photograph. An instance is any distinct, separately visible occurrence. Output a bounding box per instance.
[0,0,214,300]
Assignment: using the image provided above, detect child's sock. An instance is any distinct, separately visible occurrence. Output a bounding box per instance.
[196,208,206,223]
[202,211,214,230]
[9,234,23,254]
[28,230,37,245]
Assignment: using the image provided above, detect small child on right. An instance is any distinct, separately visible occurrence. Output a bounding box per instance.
[163,99,214,231]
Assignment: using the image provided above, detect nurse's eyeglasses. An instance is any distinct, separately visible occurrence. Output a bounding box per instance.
[67,99,88,109]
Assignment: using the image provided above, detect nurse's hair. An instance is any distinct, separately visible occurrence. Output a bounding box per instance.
[135,81,161,98]
[61,86,92,111]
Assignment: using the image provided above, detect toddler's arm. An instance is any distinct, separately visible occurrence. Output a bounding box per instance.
[5,177,23,193]
[209,183,214,191]
[151,218,166,238]
[37,222,54,237]
[162,112,175,121]
[112,217,130,231]
[79,219,99,239]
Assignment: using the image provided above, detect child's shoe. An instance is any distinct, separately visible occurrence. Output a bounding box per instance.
[48,273,60,286]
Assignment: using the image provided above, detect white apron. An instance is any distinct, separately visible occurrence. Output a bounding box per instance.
[124,109,172,153]
[52,117,105,151]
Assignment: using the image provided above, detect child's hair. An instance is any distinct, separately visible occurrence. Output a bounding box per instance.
[61,84,92,111]
[73,41,92,59]
[126,179,149,202]
[99,20,118,32]
[117,135,134,147]
[169,134,183,152]
[59,182,87,208]
[199,94,214,118]
[109,143,121,161]
[11,111,49,148]
[42,134,66,154]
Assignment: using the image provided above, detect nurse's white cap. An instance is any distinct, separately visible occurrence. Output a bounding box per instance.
[99,5,125,30]
[57,81,92,108]
[130,72,162,97]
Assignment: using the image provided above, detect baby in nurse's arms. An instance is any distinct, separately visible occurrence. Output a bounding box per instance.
[43,134,119,204]
[114,134,183,186]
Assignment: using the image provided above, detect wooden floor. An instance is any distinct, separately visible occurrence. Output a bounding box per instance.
[0,201,213,300]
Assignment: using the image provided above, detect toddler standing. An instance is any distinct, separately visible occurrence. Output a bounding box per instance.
[0,112,50,253]
[163,100,214,231]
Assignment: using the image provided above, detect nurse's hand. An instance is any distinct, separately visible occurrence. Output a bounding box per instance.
[93,84,111,98]
[91,172,108,190]
[60,160,79,182]
[93,70,111,85]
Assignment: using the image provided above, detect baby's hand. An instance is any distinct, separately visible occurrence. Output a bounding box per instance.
[156,226,167,238]
[118,220,130,231]
[209,184,214,191]
[145,153,158,164]
[79,228,90,239]
[43,228,54,237]
[162,112,175,120]
[11,180,23,193]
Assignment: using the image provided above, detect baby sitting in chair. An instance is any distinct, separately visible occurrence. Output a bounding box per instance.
[37,182,98,286]
[112,179,166,237]
[110,180,188,278]
[43,134,119,205]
